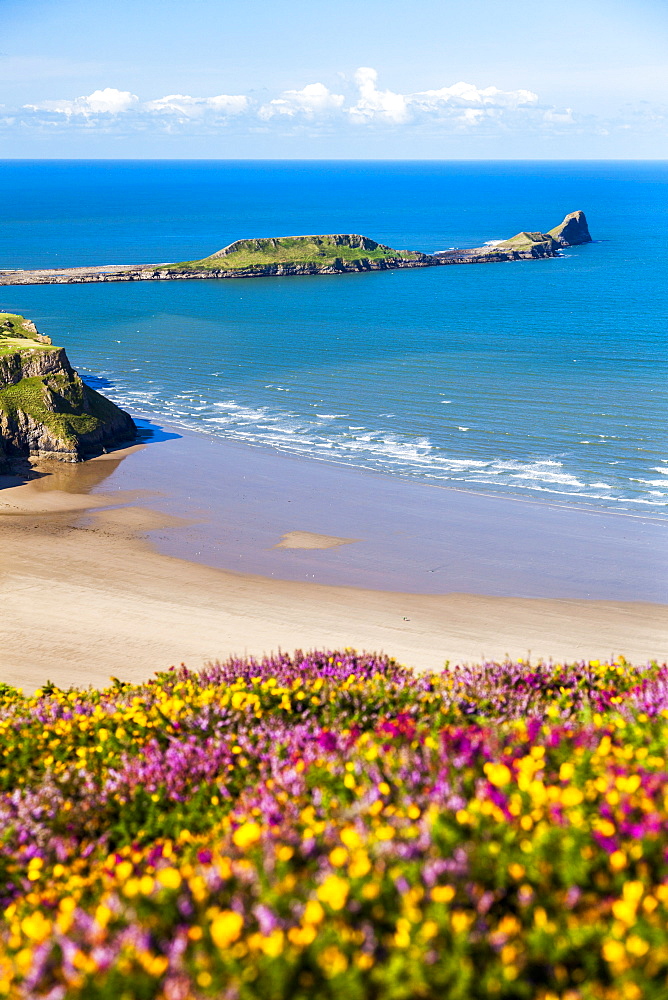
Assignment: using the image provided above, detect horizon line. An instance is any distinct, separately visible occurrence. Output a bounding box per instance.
[1,156,667,163]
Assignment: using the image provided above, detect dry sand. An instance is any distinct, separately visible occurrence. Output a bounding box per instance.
[1,449,666,692]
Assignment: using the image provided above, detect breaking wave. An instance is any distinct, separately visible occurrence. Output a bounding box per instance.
[83,369,668,516]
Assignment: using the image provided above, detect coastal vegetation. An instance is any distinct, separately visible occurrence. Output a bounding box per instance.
[0,314,55,356]
[1,650,666,999]
[170,234,428,272]
[494,232,559,255]
[0,314,135,463]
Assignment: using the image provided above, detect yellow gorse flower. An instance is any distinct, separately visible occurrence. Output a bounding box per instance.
[232,822,262,850]
[484,763,512,787]
[317,875,349,911]
[156,868,182,890]
[210,910,243,949]
[20,913,51,943]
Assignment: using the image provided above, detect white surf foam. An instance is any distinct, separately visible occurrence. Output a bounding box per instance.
[102,379,667,518]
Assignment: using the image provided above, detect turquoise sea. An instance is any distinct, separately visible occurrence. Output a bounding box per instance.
[1,160,666,515]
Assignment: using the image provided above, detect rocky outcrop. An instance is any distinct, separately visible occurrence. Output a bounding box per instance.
[548,210,592,246]
[0,345,73,386]
[0,314,136,463]
[432,212,592,266]
[432,235,559,265]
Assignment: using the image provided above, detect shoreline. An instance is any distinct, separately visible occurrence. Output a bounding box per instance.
[79,421,668,601]
[0,247,554,287]
[130,412,668,525]
[1,423,666,691]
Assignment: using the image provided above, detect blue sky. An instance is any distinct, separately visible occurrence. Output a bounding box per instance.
[1,0,666,157]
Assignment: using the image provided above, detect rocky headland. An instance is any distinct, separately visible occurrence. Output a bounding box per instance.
[0,313,136,466]
[0,211,592,287]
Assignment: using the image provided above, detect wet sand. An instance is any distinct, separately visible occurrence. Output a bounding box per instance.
[75,424,668,602]
[1,426,666,691]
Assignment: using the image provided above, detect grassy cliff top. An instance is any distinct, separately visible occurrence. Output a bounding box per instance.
[168,234,424,271]
[0,313,54,356]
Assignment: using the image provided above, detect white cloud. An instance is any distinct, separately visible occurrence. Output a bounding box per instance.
[543,107,574,124]
[349,67,409,123]
[412,81,538,113]
[345,70,540,127]
[259,82,345,120]
[25,87,247,120]
[13,69,585,139]
[459,108,486,125]
[144,93,248,117]
[25,87,138,116]
[418,81,538,108]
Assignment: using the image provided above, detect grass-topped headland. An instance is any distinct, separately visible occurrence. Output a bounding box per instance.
[1,649,666,998]
[0,211,593,286]
[165,233,430,273]
[0,313,135,463]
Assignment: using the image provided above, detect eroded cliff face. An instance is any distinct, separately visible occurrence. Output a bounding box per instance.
[0,257,434,285]
[548,210,592,247]
[0,314,136,464]
[158,255,434,279]
[0,344,73,386]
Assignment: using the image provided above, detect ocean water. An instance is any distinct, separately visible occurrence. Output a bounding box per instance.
[1,160,666,515]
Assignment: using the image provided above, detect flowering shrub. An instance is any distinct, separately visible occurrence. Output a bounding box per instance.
[1,651,668,999]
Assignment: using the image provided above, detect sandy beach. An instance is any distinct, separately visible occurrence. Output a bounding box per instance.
[1,427,666,692]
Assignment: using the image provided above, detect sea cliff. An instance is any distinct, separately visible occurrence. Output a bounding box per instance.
[0,314,136,465]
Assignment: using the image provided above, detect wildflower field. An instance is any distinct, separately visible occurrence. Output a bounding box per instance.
[2,652,668,1000]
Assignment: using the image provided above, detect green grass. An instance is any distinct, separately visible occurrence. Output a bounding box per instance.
[0,313,36,337]
[0,338,55,357]
[0,368,121,449]
[495,231,557,251]
[163,234,423,272]
[0,375,102,445]
[0,314,55,357]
